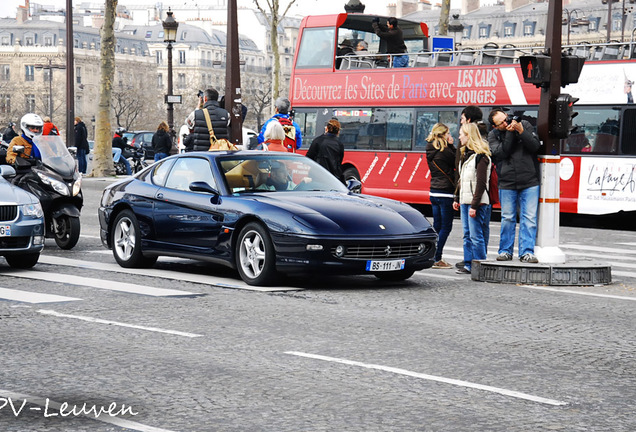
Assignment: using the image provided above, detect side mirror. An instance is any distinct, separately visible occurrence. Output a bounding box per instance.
[0,165,16,178]
[13,145,25,154]
[346,178,362,193]
[189,181,220,195]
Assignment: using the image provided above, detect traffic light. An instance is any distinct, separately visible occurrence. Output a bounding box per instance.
[552,94,579,139]
[519,55,551,87]
[561,55,585,86]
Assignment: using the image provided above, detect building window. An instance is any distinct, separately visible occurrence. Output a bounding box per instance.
[25,36,34,46]
[589,18,598,32]
[177,73,186,89]
[25,94,36,112]
[43,68,51,82]
[76,95,82,115]
[613,16,622,31]
[25,65,34,81]
[179,50,186,64]
[523,22,536,36]
[118,71,123,87]
[1,35,9,45]
[157,73,163,89]
[463,26,472,39]
[145,31,152,38]
[156,50,162,65]
[0,94,10,114]
[504,25,515,37]
[1,64,9,81]
[44,36,53,46]
[76,66,82,84]
[158,31,164,39]
[479,26,490,39]
[180,31,186,40]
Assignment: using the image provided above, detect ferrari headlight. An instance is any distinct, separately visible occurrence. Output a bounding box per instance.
[36,172,69,196]
[72,177,82,196]
[20,203,43,218]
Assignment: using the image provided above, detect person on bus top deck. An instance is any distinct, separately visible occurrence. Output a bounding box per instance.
[488,108,541,264]
[336,39,355,69]
[371,16,409,68]
[6,113,44,165]
[257,97,302,151]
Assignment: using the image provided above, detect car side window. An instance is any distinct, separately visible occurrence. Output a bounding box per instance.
[151,159,176,186]
[164,157,216,192]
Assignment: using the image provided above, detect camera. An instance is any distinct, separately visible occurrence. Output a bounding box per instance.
[507,115,520,123]
[197,90,203,98]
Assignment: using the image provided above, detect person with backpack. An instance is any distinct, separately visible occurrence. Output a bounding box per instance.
[257,97,302,152]
[185,88,230,152]
[42,117,60,136]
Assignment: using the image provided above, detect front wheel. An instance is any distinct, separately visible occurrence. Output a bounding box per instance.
[235,222,278,286]
[5,253,40,269]
[111,210,157,268]
[53,215,80,250]
[374,269,415,282]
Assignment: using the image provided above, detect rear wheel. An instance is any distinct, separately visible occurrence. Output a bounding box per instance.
[53,215,80,250]
[342,166,360,182]
[5,253,40,269]
[111,210,157,268]
[235,222,278,286]
[374,269,415,282]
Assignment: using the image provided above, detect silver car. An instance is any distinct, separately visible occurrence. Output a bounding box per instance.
[0,165,45,268]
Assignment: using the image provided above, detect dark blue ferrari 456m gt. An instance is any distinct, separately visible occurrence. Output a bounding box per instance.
[98,151,437,286]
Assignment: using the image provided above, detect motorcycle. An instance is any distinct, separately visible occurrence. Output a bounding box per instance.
[114,141,148,175]
[5,135,83,250]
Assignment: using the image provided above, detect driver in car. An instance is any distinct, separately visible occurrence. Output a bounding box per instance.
[259,161,296,191]
[6,113,43,165]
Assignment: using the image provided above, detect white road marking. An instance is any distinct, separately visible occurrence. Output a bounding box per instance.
[560,244,636,255]
[0,287,81,304]
[80,234,101,239]
[519,285,636,301]
[37,309,203,338]
[285,351,567,406]
[0,389,177,432]
[38,255,302,292]
[1,269,200,297]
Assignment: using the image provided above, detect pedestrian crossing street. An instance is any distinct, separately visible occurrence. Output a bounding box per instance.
[1,241,635,304]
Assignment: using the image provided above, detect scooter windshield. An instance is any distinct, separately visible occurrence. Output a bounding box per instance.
[32,135,77,178]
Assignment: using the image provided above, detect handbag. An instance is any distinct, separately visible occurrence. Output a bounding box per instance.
[487,158,499,205]
[202,109,237,151]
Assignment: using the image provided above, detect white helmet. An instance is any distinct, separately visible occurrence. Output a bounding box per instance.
[20,113,44,140]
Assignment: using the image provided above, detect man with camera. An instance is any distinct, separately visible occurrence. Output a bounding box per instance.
[487,109,541,264]
[185,88,230,152]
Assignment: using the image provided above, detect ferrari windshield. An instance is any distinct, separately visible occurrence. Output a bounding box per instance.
[218,154,348,193]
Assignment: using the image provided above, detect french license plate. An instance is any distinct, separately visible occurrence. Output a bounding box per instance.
[0,225,11,236]
[366,259,405,272]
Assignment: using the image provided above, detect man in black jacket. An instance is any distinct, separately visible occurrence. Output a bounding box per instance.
[185,88,230,152]
[488,109,541,264]
[372,17,409,67]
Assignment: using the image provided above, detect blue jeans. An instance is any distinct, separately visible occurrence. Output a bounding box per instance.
[154,152,168,162]
[499,185,540,257]
[76,148,87,174]
[460,204,491,270]
[393,55,409,67]
[430,194,454,262]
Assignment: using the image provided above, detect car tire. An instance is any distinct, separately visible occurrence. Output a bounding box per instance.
[342,166,360,182]
[236,222,278,286]
[54,215,80,250]
[5,253,40,269]
[111,209,157,268]
[374,269,415,282]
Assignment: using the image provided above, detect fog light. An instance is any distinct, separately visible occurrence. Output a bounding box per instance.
[418,243,425,254]
[33,235,45,246]
[334,245,346,257]
[306,244,323,251]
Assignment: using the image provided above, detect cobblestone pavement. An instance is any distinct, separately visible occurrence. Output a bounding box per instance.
[0,177,634,431]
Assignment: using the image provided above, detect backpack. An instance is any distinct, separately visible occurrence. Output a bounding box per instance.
[488,160,499,205]
[276,116,297,153]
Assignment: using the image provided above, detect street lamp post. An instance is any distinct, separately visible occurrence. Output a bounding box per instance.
[34,58,66,120]
[448,14,465,48]
[562,8,589,45]
[162,9,179,144]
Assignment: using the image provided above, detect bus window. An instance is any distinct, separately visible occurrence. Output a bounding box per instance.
[293,111,317,142]
[563,108,620,154]
[336,109,374,150]
[414,110,459,149]
[620,108,636,155]
[296,28,335,68]
[386,110,413,151]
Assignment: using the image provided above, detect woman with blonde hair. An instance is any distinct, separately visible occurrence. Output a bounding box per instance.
[425,123,456,269]
[452,122,492,274]
[261,120,287,152]
[152,120,172,161]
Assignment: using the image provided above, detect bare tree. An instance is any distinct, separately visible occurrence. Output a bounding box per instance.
[438,0,451,36]
[243,77,272,131]
[251,0,297,103]
[92,0,117,177]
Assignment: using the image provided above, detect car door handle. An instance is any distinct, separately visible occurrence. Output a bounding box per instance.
[156,193,164,200]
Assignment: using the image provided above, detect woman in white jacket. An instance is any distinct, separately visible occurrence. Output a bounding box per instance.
[452,122,492,275]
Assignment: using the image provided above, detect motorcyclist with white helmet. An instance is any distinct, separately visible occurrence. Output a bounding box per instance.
[6,113,44,164]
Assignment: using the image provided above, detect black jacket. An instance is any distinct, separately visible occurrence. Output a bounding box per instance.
[488,119,541,190]
[372,22,407,54]
[306,133,344,181]
[426,141,456,193]
[112,134,127,150]
[74,121,89,151]
[190,101,230,152]
[152,129,172,155]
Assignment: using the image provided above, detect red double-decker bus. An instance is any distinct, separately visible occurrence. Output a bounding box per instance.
[289,13,636,216]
